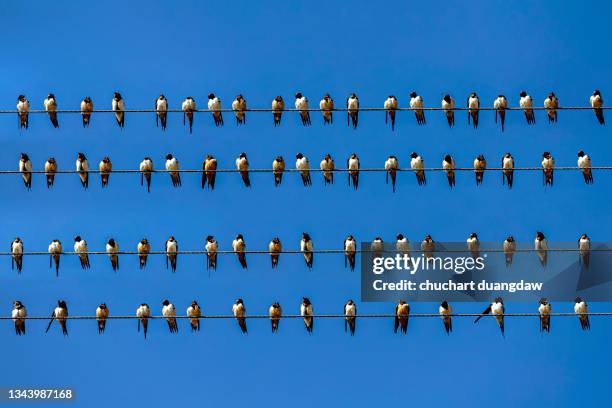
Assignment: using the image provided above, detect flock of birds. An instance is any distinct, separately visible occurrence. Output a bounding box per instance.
[10,90,606,130]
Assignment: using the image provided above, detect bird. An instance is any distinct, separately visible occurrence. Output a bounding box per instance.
[544,92,559,123]
[269,302,282,333]
[371,237,385,259]
[421,235,435,258]
[96,303,109,334]
[136,303,151,338]
[394,300,410,334]
[467,233,480,258]
[396,234,410,257]
[439,301,452,334]
[80,96,93,127]
[538,298,551,334]
[44,157,57,188]
[203,155,218,190]
[165,154,181,187]
[467,92,480,128]
[272,156,285,187]
[112,92,125,128]
[19,153,32,189]
[577,150,593,184]
[296,153,311,186]
[320,154,335,185]
[16,95,30,129]
[474,297,505,336]
[162,299,178,333]
[347,93,359,128]
[348,153,360,190]
[232,94,247,125]
[232,234,248,269]
[301,233,314,269]
[205,235,219,270]
[473,154,487,186]
[43,93,59,128]
[46,300,68,336]
[182,96,197,133]
[187,301,202,332]
[441,94,455,127]
[11,237,23,273]
[503,236,516,267]
[301,297,314,333]
[385,155,399,192]
[410,152,426,186]
[137,238,150,269]
[409,91,425,125]
[232,299,248,333]
[442,154,455,188]
[384,95,398,130]
[344,300,357,335]
[76,153,89,189]
[295,92,311,126]
[236,153,250,187]
[535,232,548,267]
[12,301,27,335]
[493,95,509,131]
[165,236,178,272]
[590,90,605,125]
[574,297,590,331]
[99,156,112,187]
[74,236,90,269]
[48,239,62,275]
[541,152,554,186]
[208,93,223,126]
[519,91,535,124]
[502,153,514,188]
[272,96,285,126]
[578,233,590,268]
[155,94,168,130]
[269,237,282,268]
[344,235,357,271]
[319,94,334,124]
[106,238,119,271]
[139,157,154,192]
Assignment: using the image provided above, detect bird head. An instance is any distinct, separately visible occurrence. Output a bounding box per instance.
[577,150,585,157]
[396,233,404,240]
[162,299,170,306]
[74,236,82,242]
[519,91,527,97]
[166,153,173,160]
[409,91,417,98]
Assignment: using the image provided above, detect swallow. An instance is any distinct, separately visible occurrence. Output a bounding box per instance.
[503,236,516,267]
[396,234,410,257]
[385,155,399,192]
[205,235,218,270]
[439,301,452,334]
[295,93,311,126]
[43,93,59,128]
[165,236,178,272]
[269,302,282,333]
[155,94,168,130]
[207,93,223,126]
[187,300,202,332]
[16,95,30,129]
[502,153,514,188]
[162,299,178,333]
[319,94,334,124]
[301,297,314,333]
[578,233,590,268]
[384,95,398,130]
[269,237,282,268]
[442,154,455,188]
[48,239,62,275]
[541,152,554,186]
[202,155,217,190]
[232,298,247,333]
[348,153,360,189]
[137,238,150,269]
[182,96,197,133]
[232,94,247,125]
[519,91,535,124]
[371,237,385,259]
[136,303,151,338]
[394,300,410,334]
[590,90,605,125]
[99,156,112,187]
[473,154,486,186]
[538,298,551,334]
[535,232,548,267]
[410,152,426,186]
[272,156,285,187]
[474,297,505,337]
[296,153,311,186]
[409,91,425,125]
[112,92,125,128]
[421,235,435,258]
[236,153,250,187]
[80,96,93,127]
[467,233,480,258]
[301,233,314,269]
[320,154,335,185]
[11,237,23,273]
[441,94,455,127]
[574,297,590,330]
[96,303,109,334]
[467,92,479,128]
[165,154,181,187]
[74,236,90,269]
[232,234,247,269]
[12,301,27,335]
[76,153,89,189]
[46,300,69,336]
[106,238,119,271]
[139,157,153,192]
[577,150,593,184]
[272,96,285,126]
[493,95,508,131]
[544,92,558,123]
[346,93,359,128]
[44,157,57,188]
[344,235,356,271]
[19,153,32,189]
[344,300,357,335]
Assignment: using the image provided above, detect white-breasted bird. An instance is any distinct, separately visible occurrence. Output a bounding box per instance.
[99,156,112,187]
[519,91,535,124]
[493,95,509,131]
[394,300,410,334]
[44,157,57,188]
[208,93,223,126]
[344,299,357,335]
[439,301,452,334]
[467,233,480,258]
[538,298,551,334]
[272,96,285,126]
[385,155,399,192]
[319,94,334,124]
[48,239,62,275]
[203,154,218,190]
[300,297,314,333]
[17,95,30,129]
[347,93,359,128]
[371,237,384,258]
[410,152,425,186]
[137,238,150,269]
[295,153,311,186]
[182,96,197,133]
[503,236,516,267]
[139,157,154,192]
[473,154,486,186]
[590,90,605,125]
[74,235,90,269]
[165,154,181,187]
[442,154,455,188]
[106,238,119,271]
[409,91,425,125]
[80,96,93,127]
[544,92,559,123]
[155,94,168,130]
[384,95,398,130]
[272,156,285,187]
[165,236,178,272]
[43,93,59,128]
[136,303,151,338]
[474,297,505,336]
[574,297,590,330]
[541,152,554,186]
[112,92,125,128]
[236,153,250,187]
[502,153,514,188]
[295,92,311,126]
[232,298,248,333]
[46,300,68,336]
[467,92,479,128]
[205,235,218,270]
[96,303,109,334]
[344,235,356,270]
[11,237,23,273]
[162,299,178,333]
[578,233,590,268]
[421,235,435,258]
[187,300,202,332]
[396,234,410,257]
[320,154,335,185]
[12,300,27,335]
[348,153,360,189]
[441,94,455,127]
[269,237,282,268]
[232,94,247,125]
[535,232,548,267]
[577,150,593,184]
[232,234,247,269]
[19,153,32,189]
[269,302,282,333]
[301,233,314,269]
[76,152,89,189]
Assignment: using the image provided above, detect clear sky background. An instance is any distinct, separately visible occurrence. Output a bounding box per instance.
[0,1,611,406]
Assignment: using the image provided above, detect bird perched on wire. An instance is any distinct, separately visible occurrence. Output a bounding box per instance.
[106,238,119,271]
[187,300,202,332]
[269,302,282,333]
[371,237,384,259]
[441,94,455,127]
[534,232,548,267]
[473,154,486,186]
[203,155,218,190]
[182,96,197,133]
[96,303,109,334]
[11,237,23,273]
[236,153,250,187]
[165,154,181,187]
[43,93,59,128]
[162,299,178,333]
[410,152,425,186]
[80,96,93,127]
[208,93,223,126]
[590,90,605,125]
[578,233,590,268]
[165,236,178,272]
[344,235,356,271]
[272,156,285,187]
[205,235,218,270]
[467,233,480,259]
[269,237,282,268]
[112,92,125,128]
[475,297,505,337]
[136,303,151,338]
[232,94,247,125]
[410,91,425,125]
[385,155,399,192]
[44,157,57,188]
[467,92,479,128]
[48,239,62,276]
[503,236,516,267]
[439,301,452,334]
[319,94,334,124]
[348,153,360,190]
[538,298,551,334]
[493,95,509,131]
[544,92,559,123]
[137,238,150,269]
[232,234,247,269]
[577,150,593,184]
[296,153,311,186]
[421,235,435,258]
[16,95,30,129]
[574,297,590,331]
[155,94,168,130]
[541,152,554,186]
[394,300,410,335]
[442,154,455,188]
[344,300,357,335]
[519,91,535,124]
[46,300,68,336]
[74,235,90,269]
[396,234,409,258]
[346,93,359,128]
[12,301,27,335]
[76,152,89,189]
[232,298,248,334]
[272,96,285,126]
[320,154,335,185]
[384,95,398,130]
[99,156,112,187]
[301,233,314,269]
[139,157,153,192]
[19,153,32,189]
[502,153,514,188]
[295,92,311,126]
[301,297,314,333]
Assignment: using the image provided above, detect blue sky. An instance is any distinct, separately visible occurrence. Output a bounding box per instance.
[1,1,611,406]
